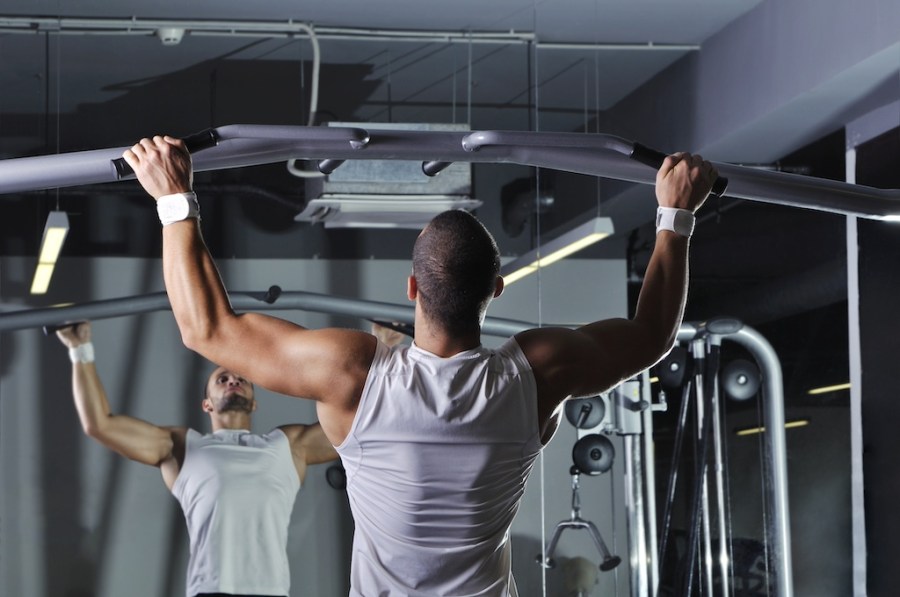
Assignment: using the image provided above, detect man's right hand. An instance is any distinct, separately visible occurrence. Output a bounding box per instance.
[56,321,91,349]
[122,135,193,200]
[655,152,717,213]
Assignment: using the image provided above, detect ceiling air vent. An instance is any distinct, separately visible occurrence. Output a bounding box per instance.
[294,122,479,229]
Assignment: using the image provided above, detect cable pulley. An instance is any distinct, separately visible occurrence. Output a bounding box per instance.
[572,433,615,475]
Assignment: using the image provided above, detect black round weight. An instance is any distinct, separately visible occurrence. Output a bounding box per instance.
[572,434,615,475]
[326,463,347,490]
[564,396,606,429]
[722,359,761,401]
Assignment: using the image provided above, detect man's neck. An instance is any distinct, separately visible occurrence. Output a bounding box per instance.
[210,414,252,432]
[413,313,481,357]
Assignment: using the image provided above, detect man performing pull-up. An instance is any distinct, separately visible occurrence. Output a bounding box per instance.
[56,321,339,597]
[124,135,715,596]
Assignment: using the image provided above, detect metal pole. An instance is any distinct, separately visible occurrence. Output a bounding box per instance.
[708,337,732,597]
[692,340,715,597]
[729,327,793,597]
[624,434,649,597]
[640,370,660,596]
[0,289,531,337]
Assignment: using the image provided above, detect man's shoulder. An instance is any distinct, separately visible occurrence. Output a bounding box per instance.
[272,423,313,440]
[161,425,190,438]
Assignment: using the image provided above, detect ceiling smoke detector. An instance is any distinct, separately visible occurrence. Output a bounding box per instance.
[156,28,185,46]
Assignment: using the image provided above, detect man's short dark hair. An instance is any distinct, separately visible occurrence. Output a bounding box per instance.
[412,210,500,335]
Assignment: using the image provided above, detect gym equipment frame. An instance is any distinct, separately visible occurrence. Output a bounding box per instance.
[0,124,897,218]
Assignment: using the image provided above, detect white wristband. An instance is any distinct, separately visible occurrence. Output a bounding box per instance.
[656,207,695,238]
[69,343,95,364]
[157,192,200,226]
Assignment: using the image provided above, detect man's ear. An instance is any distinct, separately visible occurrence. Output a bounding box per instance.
[201,398,213,413]
[407,275,418,301]
[494,275,505,298]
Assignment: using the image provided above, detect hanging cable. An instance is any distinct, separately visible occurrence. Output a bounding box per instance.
[451,40,457,124]
[466,32,473,126]
[285,22,325,179]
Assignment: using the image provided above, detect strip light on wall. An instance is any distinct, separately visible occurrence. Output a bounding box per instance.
[807,382,851,395]
[30,211,69,295]
[501,217,614,285]
[735,419,810,437]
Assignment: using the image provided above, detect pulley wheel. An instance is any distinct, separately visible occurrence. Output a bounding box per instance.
[572,433,615,475]
[656,346,689,390]
[565,396,606,429]
[326,463,347,490]
[722,358,761,401]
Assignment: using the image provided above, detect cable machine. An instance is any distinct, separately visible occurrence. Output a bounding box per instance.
[530,317,790,597]
[649,318,791,597]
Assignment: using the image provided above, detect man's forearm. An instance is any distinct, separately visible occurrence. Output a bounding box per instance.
[71,362,113,438]
[162,219,235,358]
[632,232,690,357]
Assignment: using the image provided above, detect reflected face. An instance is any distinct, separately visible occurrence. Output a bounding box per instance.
[204,367,256,414]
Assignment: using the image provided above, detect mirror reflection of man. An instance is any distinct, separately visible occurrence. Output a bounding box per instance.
[56,321,338,597]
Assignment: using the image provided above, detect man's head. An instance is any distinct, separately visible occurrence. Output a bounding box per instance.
[411,210,503,335]
[203,366,256,418]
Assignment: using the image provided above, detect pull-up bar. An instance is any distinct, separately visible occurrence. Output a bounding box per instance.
[0,125,896,219]
[0,287,531,337]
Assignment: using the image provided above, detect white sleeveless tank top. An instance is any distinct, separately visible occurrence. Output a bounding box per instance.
[337,338,542,596]
[172,428,300,596]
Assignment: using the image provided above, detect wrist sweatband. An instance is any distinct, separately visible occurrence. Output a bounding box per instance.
[656,207,695,238]
[157,192,200,226]
[69,342,95,364]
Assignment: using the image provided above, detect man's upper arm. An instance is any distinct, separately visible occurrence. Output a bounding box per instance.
[184,311,377,408]
[280,423,339,465]
[92,418,184,469]
[517,318,670,405]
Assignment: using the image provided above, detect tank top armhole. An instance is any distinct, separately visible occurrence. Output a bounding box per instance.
[498,337,543,452]
[267,427,303,490]
[170,428,200,498]
[334,339,391,452]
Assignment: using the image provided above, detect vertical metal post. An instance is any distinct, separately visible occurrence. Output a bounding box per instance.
[730,326,793,597]
[624,434,649,597]
[691,339,715,597]
[640,370,660,596]
[708,337,732,597]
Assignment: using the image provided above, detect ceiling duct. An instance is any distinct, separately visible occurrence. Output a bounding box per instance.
[294,122,479,229]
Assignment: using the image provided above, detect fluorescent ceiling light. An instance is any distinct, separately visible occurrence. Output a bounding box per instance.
[807,382,851,395]
[30,211,69,295]
[30,263,56,295]
[735,419,810,437]
[501,217,614,285]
